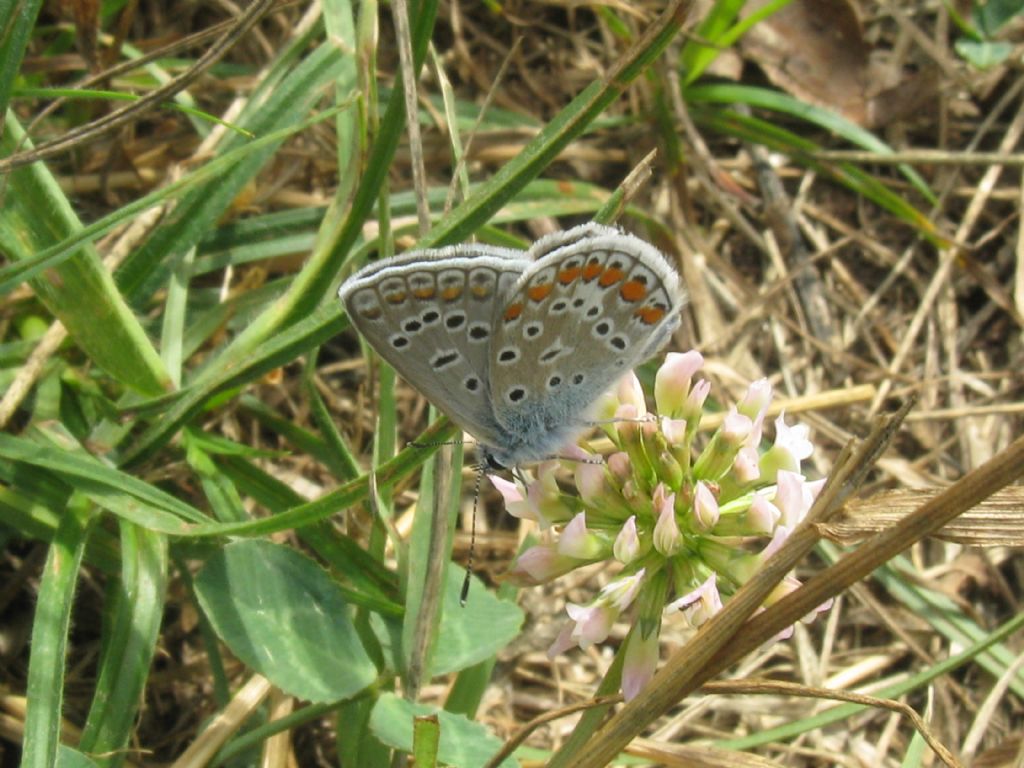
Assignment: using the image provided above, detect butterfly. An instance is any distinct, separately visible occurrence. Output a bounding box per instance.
[338,223,685,468]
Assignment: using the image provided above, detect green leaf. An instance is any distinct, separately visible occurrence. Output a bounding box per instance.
[194,539,377,702]
[56,746,100,768]
[432,570,523,677]
[954,38,1014,69]
[972,0,1024,36]
[370,692,519,768]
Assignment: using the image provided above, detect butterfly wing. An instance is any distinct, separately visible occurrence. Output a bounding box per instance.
[339,244,529,447]
[487,224,685,464]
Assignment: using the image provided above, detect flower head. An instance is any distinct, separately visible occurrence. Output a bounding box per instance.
[495,353,827,700]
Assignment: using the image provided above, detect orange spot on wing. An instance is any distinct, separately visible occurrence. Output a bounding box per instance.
[557,266,581,284]
[634,306,666,325]
[440,286,463,301]
[471,285,491,298]
[582,261,603,281]
[620,280,647,302]
[599,267,625,287]
[384,291,407,304]
[361,307,383,320]
[504,302,524,322]
[412,287,436,300]
[527,283,553,302]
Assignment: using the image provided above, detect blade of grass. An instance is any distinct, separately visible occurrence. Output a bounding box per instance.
[0,431,208,528]
[116,36,351,299]
[717,608,1024,751]
[0,111,171,396]
[0,0,44,121]
[78,523,168,761]
[21,495,95,768]
[417,0,693,251]
[686,82,937,203]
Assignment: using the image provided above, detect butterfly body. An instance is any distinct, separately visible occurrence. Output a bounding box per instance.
[338,223,685,467]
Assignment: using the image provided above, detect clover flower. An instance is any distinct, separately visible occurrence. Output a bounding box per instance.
[496,351,829,700]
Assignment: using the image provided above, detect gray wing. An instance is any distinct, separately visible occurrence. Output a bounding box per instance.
[339,244,529,447]
[487,225,685,460]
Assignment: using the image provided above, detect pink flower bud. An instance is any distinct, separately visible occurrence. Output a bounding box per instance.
[565,602,616,649]
[616,371,648,415]
[692,481,720,531]
[760,414,813,477]
[607,452,632,482]
[613,516,641,564]
[622,629,659,701]
[547,622,576,658]
[737,378,772,422]
[653,488,682,556]
[746,495,781,534]
[772,470,823,529]
[601,568,646,611]
[506,544,579,584]
[721,408,753,447]
[682,378,711,421]
[732,446,761,484]
[489,474,539,524]
[660,416,688,445]
[614,403,641,443]
[575,461,608,505]
[667,573,722,628]
[557,512,605,560]
[654,351,704,417]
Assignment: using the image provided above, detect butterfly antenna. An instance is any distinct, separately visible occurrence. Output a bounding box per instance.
[410,438,469,449]
[460,461,485,606]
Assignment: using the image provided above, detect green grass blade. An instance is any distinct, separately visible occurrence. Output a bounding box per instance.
[116,39,350,299]
[0,0,44,118]
[0,431,208,528]
[120,301,347,466]
[21,496,95,768]
[686,82,937,202]
[419,0,691,251]
[0,111,171,396]
[78,523,168,764]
